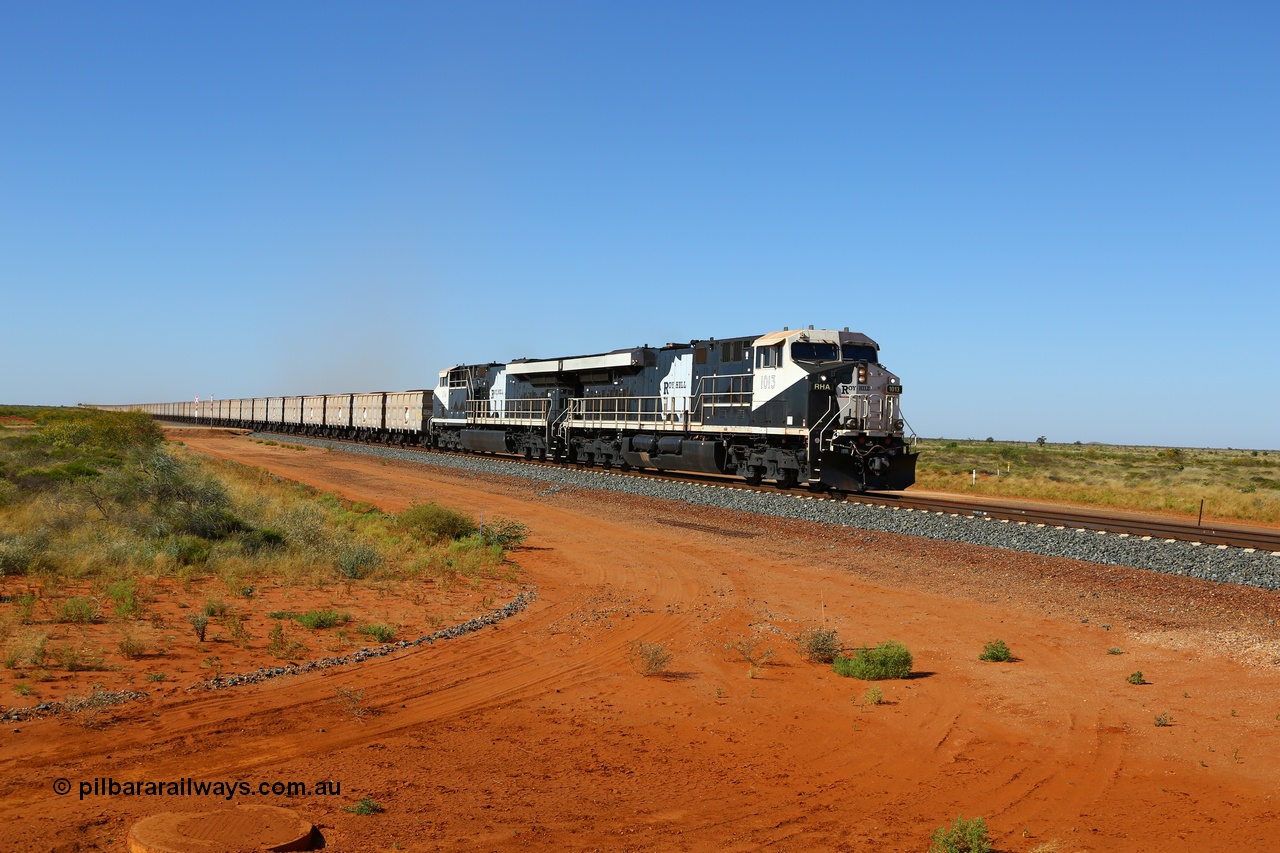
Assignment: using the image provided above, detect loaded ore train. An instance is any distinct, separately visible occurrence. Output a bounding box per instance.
[102,327,917,492]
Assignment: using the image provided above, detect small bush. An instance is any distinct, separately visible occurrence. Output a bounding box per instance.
[929,815,991,853]
[203,598,229,617]
[51,644,107,671]
[225,614,251,647]
[343,796,383,815]
[14,591,37,623]
[107,579,142,619]
[833,641,913,680]
[117,635,145,659]
[479,518,529,549]
[296,609,351,630]
[1154,711,1172,727]
[726,635,775,668]
[629,640,673,676]
[1106,647,1124,655]
[359,623,395,643]
[267,621,286,656]
[1127,671,1145,685]
[335,686,368,720]
[978,639,1013,663]
[188,612,209,642]
[796,626,841,663]
[163,534,211,566]
[397,502,474,543]
[336,544,383,580]
[56,597,96,624]
[861,685,884,706]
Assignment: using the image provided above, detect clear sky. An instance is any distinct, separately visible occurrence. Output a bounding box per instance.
[3,2,1277,448]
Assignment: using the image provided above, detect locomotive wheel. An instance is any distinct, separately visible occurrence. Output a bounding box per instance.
[774,469,797,490]
[742,467,763,486]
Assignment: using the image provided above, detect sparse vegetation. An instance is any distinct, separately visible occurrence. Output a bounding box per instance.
[334,686,369,720]
[1127,671,1145,685]
[726,634,775,677]
[978,639,1013,662]
[343,796,384,815]
[187,612,209,642]
[1107,647,1124,655]
[928,815,991,853]
[914,437,1280,525]
[359,623,395,643]
[295,609,351,630]
[796,625,841,663]
[117,635,145,659]
[0,408,527,707]
[629,640,673,676]
[861,685,884,706]
[833,641,913,680]
[56,597,96,624]
[397,502,475,543]
[1154,711,1172,727]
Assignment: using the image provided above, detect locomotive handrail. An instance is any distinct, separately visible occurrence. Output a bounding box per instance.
[465,398,550,427]
[564,395,698,431]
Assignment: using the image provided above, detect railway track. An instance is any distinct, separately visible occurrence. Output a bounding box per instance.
[242,429,1280,554]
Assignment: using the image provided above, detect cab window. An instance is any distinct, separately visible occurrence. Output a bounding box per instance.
[841,344,878,362]
[791,342,839,363]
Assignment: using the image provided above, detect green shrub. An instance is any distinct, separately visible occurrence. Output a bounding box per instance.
[336,544,382,579]
[629,640,673,676]
[929,816,991,853]
[0,535,41,575]
[51,644,107,671]
[188,612,209,642]
[56,597,96,624]
[796,626,841,663]
[1127,671,1145,685]
[203,598,229,617]
[107,578,142,618]
[978,639,1013,662]
[117,635,145,659]
[296,609,351,630]
[343,796,383,815]
[14,591,37,623]
[359,623,395,643]
[833,641,913,680]
[397,502,474,543]
[861,685,884,706]
[163,535,210,566]
[479,518,529,549]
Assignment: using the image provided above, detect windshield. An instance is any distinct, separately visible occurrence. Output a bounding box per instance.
[791,342,839,362]
[841,344,877,362]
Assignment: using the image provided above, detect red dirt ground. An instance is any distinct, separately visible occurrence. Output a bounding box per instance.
[3,434,1280,852]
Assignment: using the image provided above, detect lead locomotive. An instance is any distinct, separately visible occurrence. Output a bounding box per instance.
[432,327,915,492]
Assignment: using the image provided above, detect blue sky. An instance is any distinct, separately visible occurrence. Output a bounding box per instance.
[2,2,1277,448]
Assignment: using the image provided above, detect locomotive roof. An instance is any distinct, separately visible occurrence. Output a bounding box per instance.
[754,329,880,350]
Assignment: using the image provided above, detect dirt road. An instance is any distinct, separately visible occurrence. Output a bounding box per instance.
[3,435,1279,852]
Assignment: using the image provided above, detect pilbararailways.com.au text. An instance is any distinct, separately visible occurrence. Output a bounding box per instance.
[55,777,343,801]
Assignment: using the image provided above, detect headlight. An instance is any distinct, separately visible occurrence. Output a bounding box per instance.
[857,366,868,383]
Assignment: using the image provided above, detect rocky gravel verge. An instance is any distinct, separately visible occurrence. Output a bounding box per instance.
[260,434,1280,592]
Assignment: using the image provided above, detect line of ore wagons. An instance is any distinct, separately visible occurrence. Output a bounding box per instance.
[125,392,433,444]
